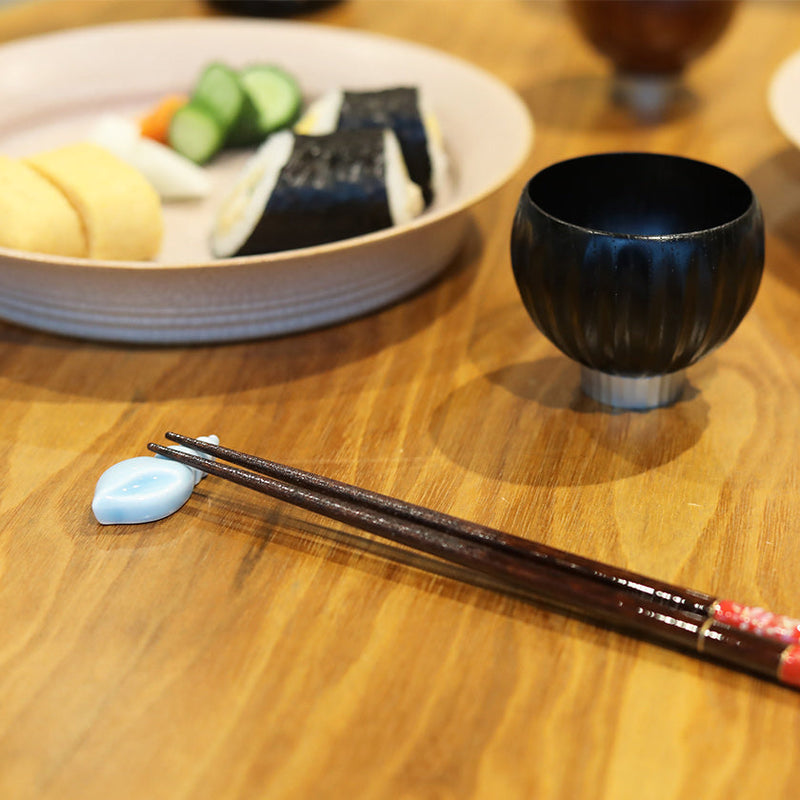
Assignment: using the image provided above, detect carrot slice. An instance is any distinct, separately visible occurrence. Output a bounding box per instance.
[140,94,189,144]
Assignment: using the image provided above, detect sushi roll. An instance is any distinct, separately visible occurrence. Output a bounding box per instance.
[211,127,424,257]
[295,87,449,207]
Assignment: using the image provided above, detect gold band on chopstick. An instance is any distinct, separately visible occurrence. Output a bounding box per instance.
[696,615,716,653]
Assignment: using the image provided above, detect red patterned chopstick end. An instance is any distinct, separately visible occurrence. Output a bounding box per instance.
[778,645,800,688]
[713,600,800,645]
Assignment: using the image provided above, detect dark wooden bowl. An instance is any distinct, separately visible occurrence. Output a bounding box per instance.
[511,152,764,407]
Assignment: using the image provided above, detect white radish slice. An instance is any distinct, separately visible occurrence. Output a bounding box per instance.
[89,114,211,200]
[131,136,212,200]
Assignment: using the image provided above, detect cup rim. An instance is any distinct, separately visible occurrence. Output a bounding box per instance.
[522,151,759,240]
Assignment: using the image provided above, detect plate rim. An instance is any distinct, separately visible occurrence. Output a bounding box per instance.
[0,16,535,272]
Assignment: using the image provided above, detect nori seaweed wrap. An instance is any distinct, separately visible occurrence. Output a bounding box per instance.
[338,88,433,205]
[211,127,423,257]
[296,87,449,207]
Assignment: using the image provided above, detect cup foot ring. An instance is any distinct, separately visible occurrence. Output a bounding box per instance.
[580,367,687,409]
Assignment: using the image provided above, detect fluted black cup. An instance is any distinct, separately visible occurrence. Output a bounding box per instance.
[511,153,764,408]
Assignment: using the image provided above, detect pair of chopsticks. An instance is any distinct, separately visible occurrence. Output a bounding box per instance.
[150,432,800,690]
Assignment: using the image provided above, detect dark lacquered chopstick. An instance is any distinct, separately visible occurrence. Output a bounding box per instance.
[160,432,800,648]
[149,436,800,689]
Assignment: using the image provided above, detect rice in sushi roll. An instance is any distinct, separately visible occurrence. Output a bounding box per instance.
[295,87,449,207]
[211,127,423,257]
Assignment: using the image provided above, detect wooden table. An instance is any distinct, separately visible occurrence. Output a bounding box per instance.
[2,1,800,798]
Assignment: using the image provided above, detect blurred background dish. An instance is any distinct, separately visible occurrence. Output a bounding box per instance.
[566,0,739,118]
[769,48,800,151]
[206,0,341,15]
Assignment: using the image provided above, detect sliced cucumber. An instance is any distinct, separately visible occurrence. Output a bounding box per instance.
[239,65,303,136]
[168,101,226,164]
[167,62,302,159]
[192,62,253,133]
[227,105,263,147]
[190,62,263,148]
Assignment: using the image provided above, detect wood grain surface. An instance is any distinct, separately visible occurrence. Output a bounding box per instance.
[2,1,800,798]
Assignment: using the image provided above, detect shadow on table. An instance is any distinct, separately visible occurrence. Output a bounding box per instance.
[745,146,800,289]
[98,490,748,690]
[0,218,483,402]
[428,352,709,488]
[738,148,800,364]
[517,72,700,132]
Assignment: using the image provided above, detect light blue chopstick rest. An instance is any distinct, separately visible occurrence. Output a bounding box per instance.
[92,435,219,525]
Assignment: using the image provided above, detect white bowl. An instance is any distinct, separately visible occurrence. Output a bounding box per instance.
[0,18,533,343]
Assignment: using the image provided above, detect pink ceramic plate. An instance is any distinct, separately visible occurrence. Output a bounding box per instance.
[0,18,533,343]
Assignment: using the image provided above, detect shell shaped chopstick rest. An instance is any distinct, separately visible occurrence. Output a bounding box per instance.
[92,435,219,524]
[510,152,764,409]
